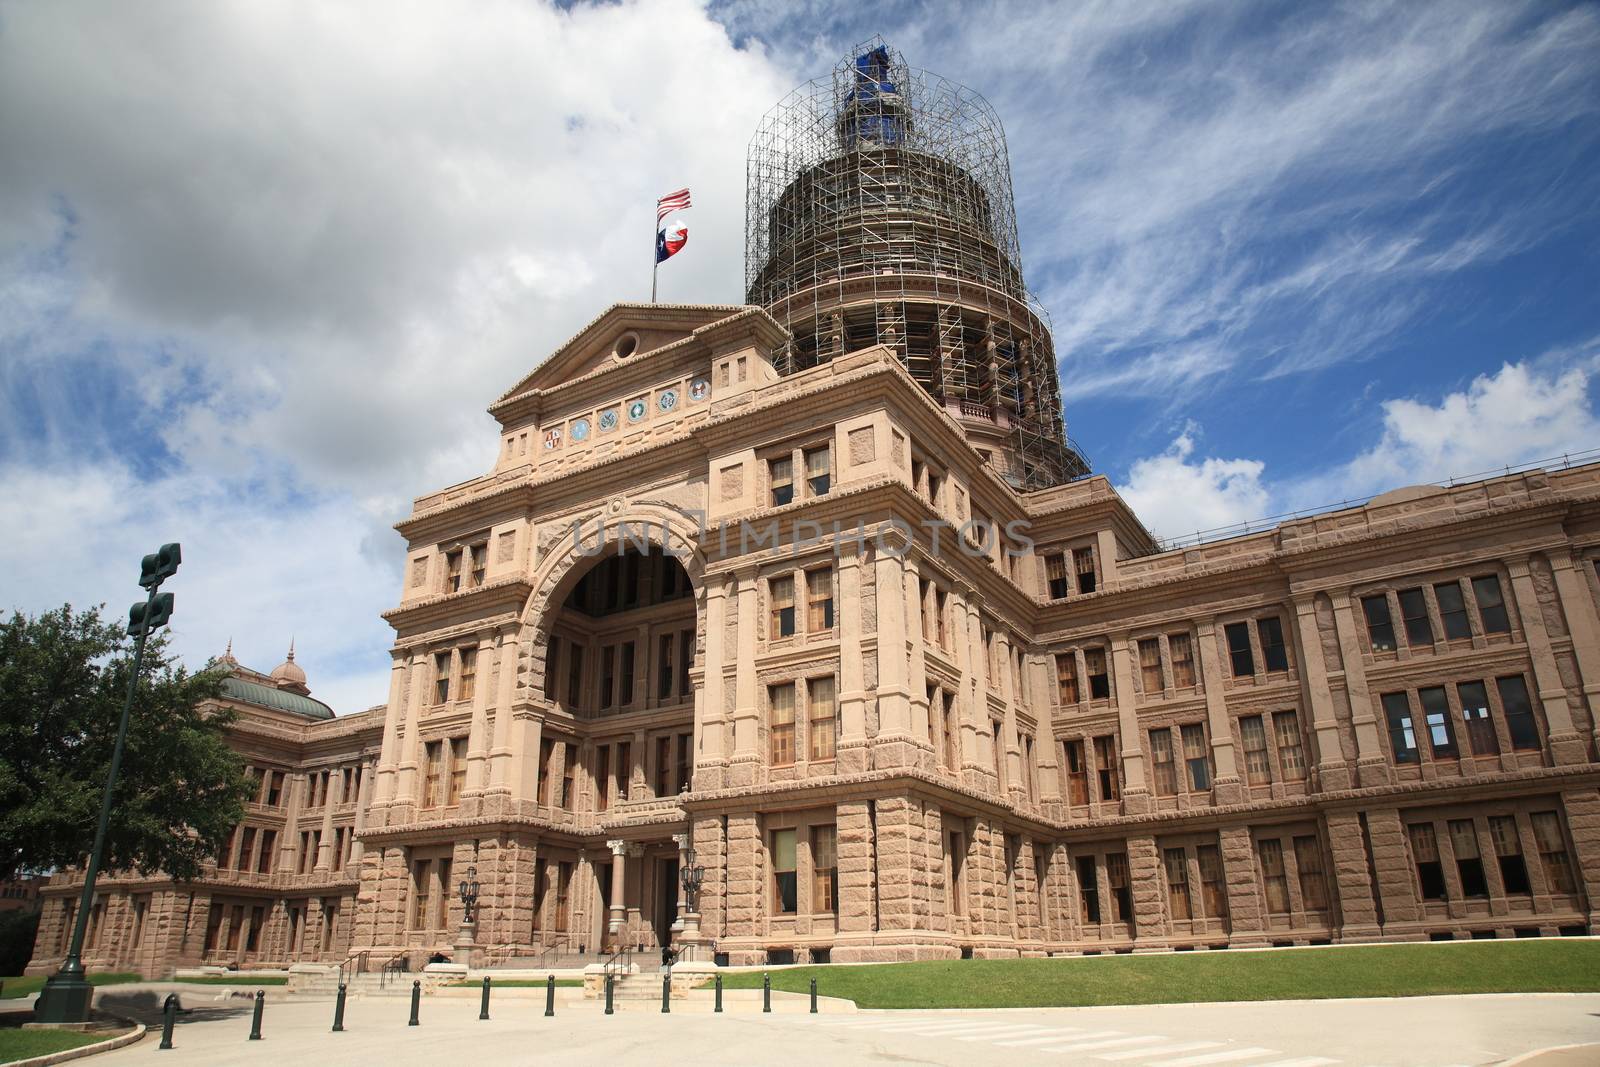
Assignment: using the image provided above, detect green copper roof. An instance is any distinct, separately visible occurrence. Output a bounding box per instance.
[221,676,335,721]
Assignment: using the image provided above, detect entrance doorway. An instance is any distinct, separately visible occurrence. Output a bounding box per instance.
[655,857,679,950]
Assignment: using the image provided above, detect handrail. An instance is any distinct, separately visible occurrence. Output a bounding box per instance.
[603,942,632,979]
[378,949,409,989]
[337,949,369,987]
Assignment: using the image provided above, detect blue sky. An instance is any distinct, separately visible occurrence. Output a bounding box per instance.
[2,0,1598,713]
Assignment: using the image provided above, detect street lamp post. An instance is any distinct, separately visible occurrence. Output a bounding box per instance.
[680,848,705,914]
[35,544,182,1025]
[458,866,480,925]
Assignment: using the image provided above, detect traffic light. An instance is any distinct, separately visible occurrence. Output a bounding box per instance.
[128,593,175,637]
[138,543,182,590]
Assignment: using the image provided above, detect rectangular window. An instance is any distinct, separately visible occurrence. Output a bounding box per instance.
[445,549,463,593]
[1164,847,1192,920]
[566,644,583,707]
[561,743,576,809]
[1398,587,1434,647]
[772,828,797,914]
[770,456,794,507]
[1382,692,1419,763]
[1056,654,1079,705]
[1418,685,1458,758]
[1240,715,1272,786]
[808,676,837,762]
[1458,680,1500,757]
[256,830,276,873]
[1496,675,1540,751]
[805,445,831,496]
[1138,638,1164,694]
[1225,622,1255,676]
[619,641,636,707]
[1435,581,1472,640]
[1362,594,1397,652]
[770,575,796,639]
[1169,633,1196,688]
[449,737,467,805]
[469,542,487,587]
[1063,740,1089,805]
[423,740,443,807]
[1408,823,1447,900]
[811,826,838,913]
[1448,819,1488,897]
[1488,815,1531,894]
[433,652,452,705]
[1274,711,1307,780]
[453,647,475,704]
[599,644,616,708]
[1259,838,1291,913]
[1077,855,1101,925]
[616,741,632,801]
[1531,811,1577,894]
[1198,844,1228,919]
[935,589,948,648]
[1085,648,1110,700]
[1472,575,1511,634]
[1106,852,1132,923]
[1093,735,1120,801]
[655,735,672,796]
[807,568,834,631]
[678,627,693,698]
[1073,546,1097,594]
[1294,835,1330,910]
[545,636,561,700]
[1149,727,1177,795]
[594,744,611,811]
[769,683,796,766]
[536,739,554,805]
[942,691,959,771]
[658,633,674,699]
[1182,723,1210,791]
[1046,553,1069,600]
[1257,616,1288,672]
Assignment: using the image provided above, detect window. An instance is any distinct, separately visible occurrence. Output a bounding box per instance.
[941,691,959,771]
[1531,811,1576,894]
[1408,823,1447,900]
[1362,594,1397,652]
[445,550,463,593]
[449,737,467,805]
[1073,547,1097,594]
[267,770,285,806]
[812,826,838,913]
[1418,686,1458,758]
[1149,728,1177,795]
[1046,553,1069,600]
[1435,581,1472,640]
[948,831,967,916]
[545,636,561,700]
[1488,816,1531,894]
[1085,648,1110,700]
[469,542,487,587]
[620,641,636,707]
[1458,681,1499,756]
[1056,654,1079,705]
[1198,844,1227,919]
[1294,836,1329,910]
[770,457,794,506]
[1472,575,1510,634]
[1239,715,1272,786]
[770,575,796,639]
[805,445,831,496]
[257,830,276,873]
[1448,819,1488,897]
[808,677,837,761]
[1063,740,1089,805]
[433,652,452,704]
[1138,638,1164,694]
[458,648,477,703]
[1093,735,1120,801]
[1182,724,1211,791]
[1274,711,1307,780]
[237,827,256,871]
[423,740,444,807]
[1382,692,1419,763]
[1077,856,1101,924]
[655,735,672,796]
[769,683,796,766]
[600,645,616,708]
[934,589,948,648]
[772,829,797,914]
[616,741,632,800]
[807,569,834,631]
[1496,675,1540,751]
[1170,633,1196,688]
[1225,622,1255,676]
[1106,853,1132,923]
[1398,588,1433,647]
[1257,617,1288,672]
[1164,848,1192,920]
[1259,839,1291,913]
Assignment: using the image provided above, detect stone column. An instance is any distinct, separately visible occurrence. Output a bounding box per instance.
[1548,549,1600,757]
[314,788,336,874]
[486,627,520,798]
[997,631,1024,803]
[277,773,305,874]
[1506,555,1588,764]
[395,650,430,812]
[837,546,869,775]
[464,632,498,797]
[348,758,375,871]
[1362,807,1421,930]
[874,546,916,766]
[957,584,985,785]
[1126,835,1165,947]
[1193,619,1242,803]
[1324,810,1380,939]
[1560,788,1600,931]
[698,572,730,788]
[905,560,933,767]
[1330,593,1392,787]
[606,840,627,935]
[1219,826,1267,946]
[1109,632,1150,812]
[373,653,410,809]
[728,566,761,787]
[1291,593,1352,791]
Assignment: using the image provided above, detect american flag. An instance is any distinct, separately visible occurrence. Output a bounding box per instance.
[656,187,692,221]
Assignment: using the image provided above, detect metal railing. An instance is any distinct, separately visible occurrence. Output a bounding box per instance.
[337,949,369,987]
[378,949,409,989]
[603,943,633,979]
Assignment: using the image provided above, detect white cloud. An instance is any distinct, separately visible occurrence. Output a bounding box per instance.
[1115,429,1270,542]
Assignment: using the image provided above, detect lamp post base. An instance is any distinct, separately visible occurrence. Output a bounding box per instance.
[32,971,94,1025]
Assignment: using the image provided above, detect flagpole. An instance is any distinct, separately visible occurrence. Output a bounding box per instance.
[651,201,659,304]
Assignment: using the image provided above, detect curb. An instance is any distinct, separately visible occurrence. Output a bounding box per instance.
[1499,1043,1600,1066]
[7,1022,146,1067]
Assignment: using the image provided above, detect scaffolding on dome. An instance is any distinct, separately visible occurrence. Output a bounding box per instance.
[745,38,1090,489]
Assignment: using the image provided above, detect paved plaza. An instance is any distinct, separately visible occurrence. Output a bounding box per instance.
[82,989,1600,1066]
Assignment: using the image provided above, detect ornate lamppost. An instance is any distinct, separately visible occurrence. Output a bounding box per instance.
[454,865,481,968]
[676,844,707,963]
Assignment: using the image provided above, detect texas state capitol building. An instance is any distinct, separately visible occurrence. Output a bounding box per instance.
[29,42,1600,977]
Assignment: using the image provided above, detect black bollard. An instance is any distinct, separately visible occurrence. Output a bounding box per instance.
[248,989,264,1040]
[762,972,771,1013]
[159,993,178,1049]
[714,973,722,1014]
[661,973,671,1014]
[408,979,420,1027]
[544,974,555,1017]
[479,976,491,1021]
[810,977,818,1014]
[332,984,346,1032]
[604,974,614,1016]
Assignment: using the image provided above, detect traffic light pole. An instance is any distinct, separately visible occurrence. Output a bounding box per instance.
[35,547,179,1025]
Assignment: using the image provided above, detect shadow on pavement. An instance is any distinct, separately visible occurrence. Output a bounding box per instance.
[96,989,253,1027]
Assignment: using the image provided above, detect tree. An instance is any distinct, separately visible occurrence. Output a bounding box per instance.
[0,604,255,884]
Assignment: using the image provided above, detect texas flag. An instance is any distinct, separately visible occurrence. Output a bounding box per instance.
[656,219,688,263]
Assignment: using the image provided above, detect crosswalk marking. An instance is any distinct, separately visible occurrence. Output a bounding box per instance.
[862,1020,1007,1034]
[1247,1059,1338,1067]
[955,1026,1064,1042]
[1042,1035,1168,1053]
[1096,1042,1225,1061]
[994,1030,1090,1047]
[1146,1048,1277,1067]
[1026,1029,1124,1049]
[901,1022,1036,1036]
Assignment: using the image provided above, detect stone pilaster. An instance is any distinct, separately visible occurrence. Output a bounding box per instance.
[1109,632,1150,812]
[1195,618,1243,803]
[1363,807,1421,930]
[1292,593,1352,791]
[1324,810,1380,939]
[1507,555,1588,764]
[1126,834,1165,946]
[1330,593,1392,787]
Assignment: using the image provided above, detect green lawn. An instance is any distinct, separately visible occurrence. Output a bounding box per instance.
[174,975,288,986]
[0,1028,106,1064]
[0,973,141,1000]
[721,940,1600,1009]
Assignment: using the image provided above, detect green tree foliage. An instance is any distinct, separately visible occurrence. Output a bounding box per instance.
[0,605,254,884]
